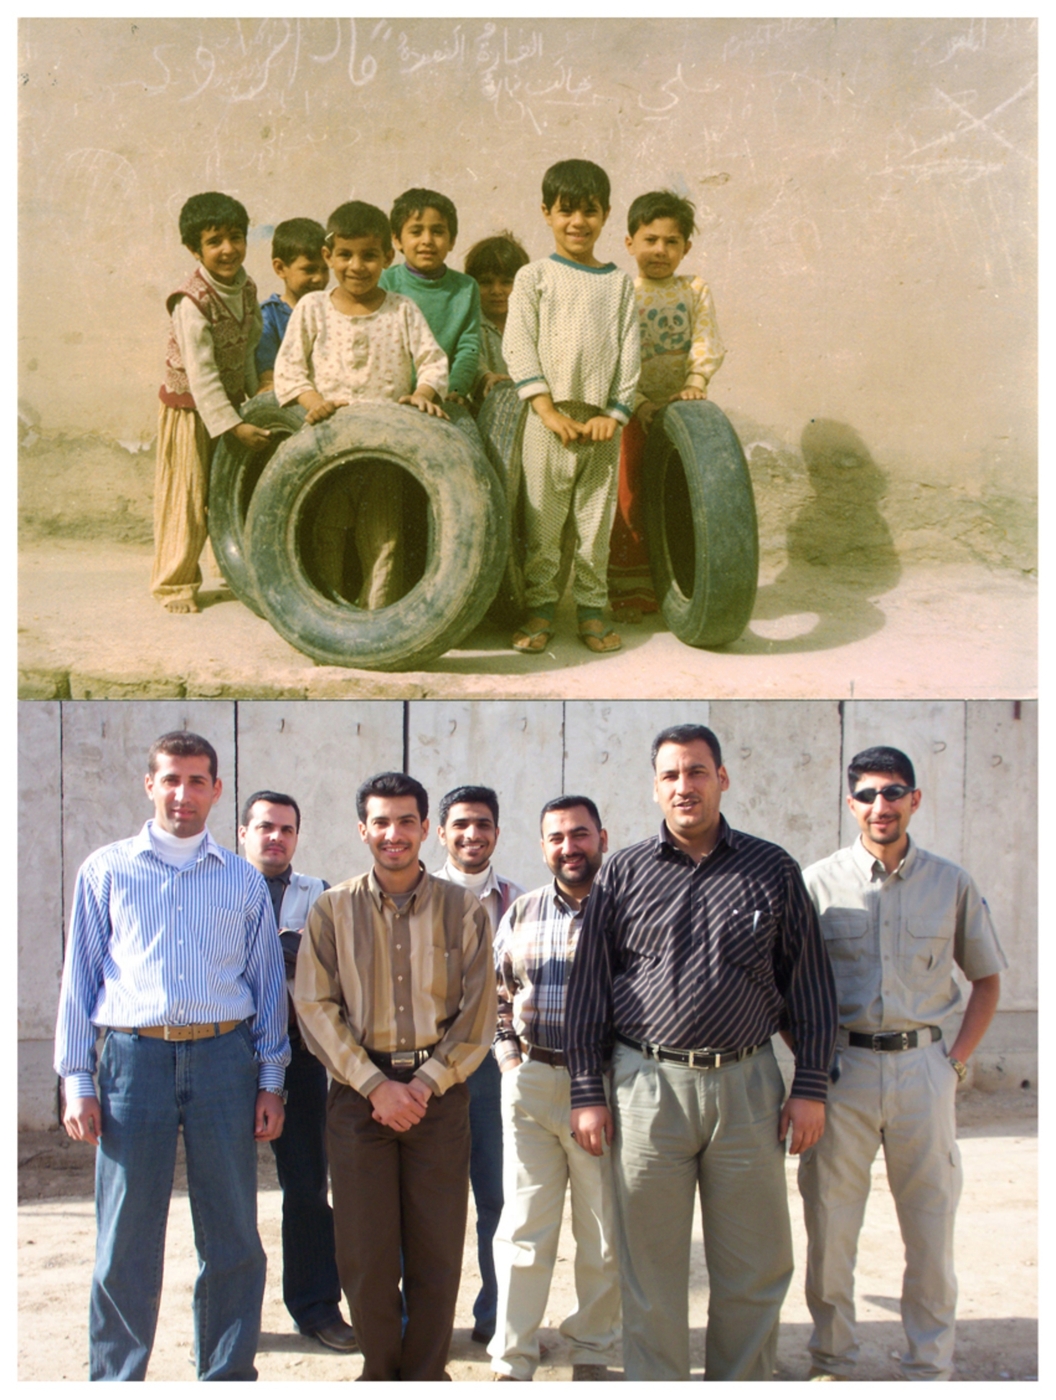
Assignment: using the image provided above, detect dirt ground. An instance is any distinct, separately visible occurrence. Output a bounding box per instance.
[18,1087,1037,1382]
[17,541,1036,700]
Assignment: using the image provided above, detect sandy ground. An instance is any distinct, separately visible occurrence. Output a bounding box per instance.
[18,1088,1036,1383]
[17,541,1036,700]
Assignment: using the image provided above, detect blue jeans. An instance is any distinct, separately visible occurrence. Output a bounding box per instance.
[90,1025,266,1381]
[468,1052,504,1335]
[270,1037,344,1332]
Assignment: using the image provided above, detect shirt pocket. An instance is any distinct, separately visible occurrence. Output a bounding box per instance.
[719,907,776,983]
[903,912,955,975]
[820,909,871,999]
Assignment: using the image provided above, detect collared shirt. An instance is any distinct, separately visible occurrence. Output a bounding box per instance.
[493,879,587,1069]
[802,835,1007,1033]
[54,821,290,1100]
[565,819,838,1109]
[294,864,496,1100]
[433,858,525,944]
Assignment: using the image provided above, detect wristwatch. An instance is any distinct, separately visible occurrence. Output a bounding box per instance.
[947,1055,968,1083]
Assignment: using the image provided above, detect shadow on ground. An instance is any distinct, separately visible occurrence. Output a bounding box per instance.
[732,419,901,655]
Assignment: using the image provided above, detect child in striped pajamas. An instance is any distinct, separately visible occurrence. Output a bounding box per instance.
[608,190,725,620]
[502,159,640,655]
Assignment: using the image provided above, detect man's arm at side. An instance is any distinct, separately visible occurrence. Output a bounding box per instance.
[948,973,1001,1066]
[416,895,496,1096]
[566,865,618,1153]
[55,861,112,1140]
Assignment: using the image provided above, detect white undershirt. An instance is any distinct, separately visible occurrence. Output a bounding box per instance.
[149,822,208,868]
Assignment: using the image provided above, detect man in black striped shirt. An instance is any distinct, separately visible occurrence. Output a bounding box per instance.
[565,723,837,1381]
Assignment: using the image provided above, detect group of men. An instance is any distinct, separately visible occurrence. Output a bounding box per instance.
[54,723,1005,1382]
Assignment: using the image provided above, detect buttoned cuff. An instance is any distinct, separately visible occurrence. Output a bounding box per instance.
[65,1073,97,1102]
[257,1064,286,1093]
[494,1037,523,1070]
[789,1065,829,1103]
[569,1071,608,1110]
[416,1057,455,1097]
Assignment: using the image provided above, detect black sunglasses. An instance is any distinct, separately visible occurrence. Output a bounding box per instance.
[851,784,913,803]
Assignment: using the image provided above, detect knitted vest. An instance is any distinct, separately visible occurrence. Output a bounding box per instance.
[159,266,257,411]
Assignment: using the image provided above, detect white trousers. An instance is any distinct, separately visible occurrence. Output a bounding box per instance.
[797,1038,963,1380]
[489,1058,621,1379]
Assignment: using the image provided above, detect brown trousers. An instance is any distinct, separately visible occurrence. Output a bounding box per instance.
[327,1078,470,1381]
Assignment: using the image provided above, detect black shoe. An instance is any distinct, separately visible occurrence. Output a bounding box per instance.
[303,1318,360,1353]
[472,1327,495,1346]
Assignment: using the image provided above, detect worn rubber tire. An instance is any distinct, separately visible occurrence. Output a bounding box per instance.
[208,393,306,613]
[243,404,507,670]
[474,382,575,624]
[643,400,759,646]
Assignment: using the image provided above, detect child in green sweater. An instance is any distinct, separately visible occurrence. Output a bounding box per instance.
[379,188,481,408]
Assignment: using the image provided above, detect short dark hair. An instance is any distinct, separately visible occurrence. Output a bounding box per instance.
[179,192,249,254]
[650,724,723,771]
[325,200,392,253]
[847,746,916,792]
[627,190,697,241]
[356,771,429,823]
[390,188,459,241]
[541,159,611,213]
[539,794,603,833]
[272,217,326,265]
[147,731,219,781]
[240,789,302,831]
[438,785,499,828]
[463,232,530,282]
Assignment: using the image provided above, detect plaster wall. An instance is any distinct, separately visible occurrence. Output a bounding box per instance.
[18,17,1036,513]
[19,698,1036,1128]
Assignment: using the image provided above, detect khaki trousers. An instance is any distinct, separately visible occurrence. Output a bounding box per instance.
[311,463,404,610]
[611,1040,793,1381]
[798,1038,962,1380]
[521,401,621,612]
[326,1078,470,1381]
[489,1059,621,1379]
[151,403,212,608]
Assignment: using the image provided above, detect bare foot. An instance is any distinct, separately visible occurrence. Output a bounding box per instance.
[160,598,199,614]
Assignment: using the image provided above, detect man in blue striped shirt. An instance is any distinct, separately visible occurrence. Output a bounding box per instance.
[565,723,838,1382]
[54,731,290,1382]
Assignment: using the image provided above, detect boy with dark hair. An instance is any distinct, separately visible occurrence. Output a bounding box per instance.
[379,187,481,407]
[502,158,640,655]
[273,200,448,609]
[153,191,267,613]
[463,232,531,401]
[609,189,725,621]
[255,217,329,395]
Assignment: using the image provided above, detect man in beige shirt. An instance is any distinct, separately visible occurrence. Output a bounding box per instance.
[294,771,496,1381]
[799,746,1006,1382]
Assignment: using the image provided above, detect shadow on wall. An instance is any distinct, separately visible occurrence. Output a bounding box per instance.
[733,419,901,655]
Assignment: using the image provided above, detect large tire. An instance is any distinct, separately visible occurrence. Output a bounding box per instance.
[474,382,575,624]
[643,400,759,646]
[208,393,306,613]
[243,404,507,670]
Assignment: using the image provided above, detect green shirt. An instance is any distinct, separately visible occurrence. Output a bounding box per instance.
[379,263,482,398]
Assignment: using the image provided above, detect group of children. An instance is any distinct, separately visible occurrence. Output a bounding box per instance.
[153,160,725,655]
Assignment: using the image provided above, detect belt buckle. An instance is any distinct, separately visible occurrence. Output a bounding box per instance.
[870,1034,886,1052]
[391,1051,417,1071]
[899,1031,910,1051]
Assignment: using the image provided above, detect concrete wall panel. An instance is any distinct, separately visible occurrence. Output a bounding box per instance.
[18,702,62,1041]
[236,700,403,887]
[710,700,842,871]
[60,701,236,924]
[408,700,564,892]
[839,700,966,862]
[964,701,1036,1011]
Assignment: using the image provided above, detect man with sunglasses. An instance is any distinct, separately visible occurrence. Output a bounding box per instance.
[798,746,1006,1382]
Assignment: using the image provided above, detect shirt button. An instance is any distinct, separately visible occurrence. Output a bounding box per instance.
[398,1005,404,1012]
[397,975,403,982]
[395,944,402,951]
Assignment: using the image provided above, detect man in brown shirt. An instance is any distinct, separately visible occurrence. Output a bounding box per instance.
[294,771,496,1381]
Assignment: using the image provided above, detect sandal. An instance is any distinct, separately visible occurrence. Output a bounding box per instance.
[577,618,622,653]
[511,617,554,653]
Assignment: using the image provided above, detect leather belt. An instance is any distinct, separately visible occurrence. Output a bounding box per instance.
[616,1031,765,1070]
[525,1043,566,1068]
[367,1044,437,1072]
[108,1020,242,1042]
[848,1026,941,1053]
